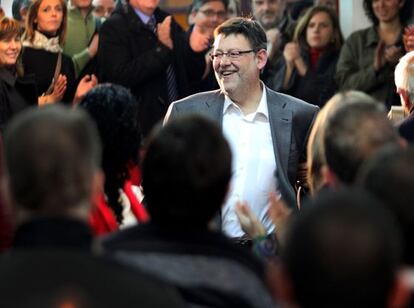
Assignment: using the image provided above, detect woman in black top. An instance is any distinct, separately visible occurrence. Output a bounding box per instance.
[268,6,343,107]
[22,0,75,104]
[0,17,37,131]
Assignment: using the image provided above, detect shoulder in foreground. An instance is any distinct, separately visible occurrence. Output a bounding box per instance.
[173,89,221,106]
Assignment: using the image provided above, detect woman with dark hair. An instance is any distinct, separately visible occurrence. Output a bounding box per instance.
[336,0,411,107]
[0,17,37,131]
[80,84,149,235]
[268,6,343,107]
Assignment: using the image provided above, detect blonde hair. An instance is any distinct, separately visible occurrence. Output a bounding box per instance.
[23,0,67,44]
[307,91,375,194]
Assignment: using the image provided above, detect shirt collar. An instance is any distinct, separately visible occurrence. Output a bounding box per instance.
[134,8,152,24]
[223,83,269,121]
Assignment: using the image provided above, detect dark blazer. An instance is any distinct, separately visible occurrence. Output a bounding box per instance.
[98,3,205,137]
[165,87,319,208]
[0,68,38,132]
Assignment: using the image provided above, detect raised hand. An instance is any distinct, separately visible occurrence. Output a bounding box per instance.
[157,16,173,50]
[189,24,211,52]
[235,201,266,239]
[73,74,98,104]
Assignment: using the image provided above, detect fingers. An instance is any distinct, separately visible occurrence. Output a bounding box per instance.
[267,192,291,227]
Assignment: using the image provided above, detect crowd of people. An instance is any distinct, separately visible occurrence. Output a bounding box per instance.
[1,0,414,307]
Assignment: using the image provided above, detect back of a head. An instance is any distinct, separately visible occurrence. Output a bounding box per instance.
[142,115,232,228]
[3,105,101,217]
[79,84,141,223]
[324,100,400,184]
[358,146,414,266]
[395,50,414,108]
[283,188,402,308]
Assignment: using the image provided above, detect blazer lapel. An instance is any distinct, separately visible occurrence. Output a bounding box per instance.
[205,90,225,128]
[267,88,292,177]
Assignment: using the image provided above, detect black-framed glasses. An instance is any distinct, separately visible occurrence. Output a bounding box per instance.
[209,49,256,61]
[198,9,227,19]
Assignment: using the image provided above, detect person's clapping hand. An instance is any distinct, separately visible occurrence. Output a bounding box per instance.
[73,74,98,105]
[283,42,301,64]
[157,16,173,50]
[189,24,212,52]
[235,201,266,239]
[403,25,414,52]
[267,192,292,244]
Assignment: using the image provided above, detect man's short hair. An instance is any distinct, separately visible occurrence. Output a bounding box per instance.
[142,115,232,227]
[3,105,101,214]
[324,100,399,184]
[283,188,402,308]
[214,17,267,51]
[395,50,414,105]
[358,145,414,266]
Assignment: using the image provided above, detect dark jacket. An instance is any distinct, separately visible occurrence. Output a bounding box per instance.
[0,68,37,132]
[398,108,414,143]
[102,223,275,307]
[267,47,339,107]
[98,3,205,136]
[22,47,76,104]
[0,218,184,307]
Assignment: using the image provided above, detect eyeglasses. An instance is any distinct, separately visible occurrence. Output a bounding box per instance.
[209,49,256,60]
[198,9,227,19]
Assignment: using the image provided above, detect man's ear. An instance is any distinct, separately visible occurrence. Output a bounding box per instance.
[256,49,268,70]
[388,269,411,308]
[398,88,411,113]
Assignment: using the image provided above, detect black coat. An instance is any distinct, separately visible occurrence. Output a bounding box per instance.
[98,3,205,137]
[0,68,37,131]
[22,47,76,104]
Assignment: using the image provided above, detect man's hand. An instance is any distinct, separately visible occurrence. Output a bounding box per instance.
[235,201,266,239]
[73,74,98,104]
[189,24,211,52]
[157,16,173,50]
[267,192,291,243]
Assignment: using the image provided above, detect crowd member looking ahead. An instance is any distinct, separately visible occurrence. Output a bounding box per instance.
[22,0,76,104]
[268,5,343,107]
[0,16,97,131]
[336,0,412,108]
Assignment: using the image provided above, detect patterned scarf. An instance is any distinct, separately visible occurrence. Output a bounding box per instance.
[22,31,62,53]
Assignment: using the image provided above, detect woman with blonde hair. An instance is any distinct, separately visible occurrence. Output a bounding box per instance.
[22,0,84,104]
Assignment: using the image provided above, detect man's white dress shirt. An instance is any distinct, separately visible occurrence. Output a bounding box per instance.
[222,88,279,237]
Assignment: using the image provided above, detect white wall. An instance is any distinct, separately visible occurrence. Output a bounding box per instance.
[339,0,370,39]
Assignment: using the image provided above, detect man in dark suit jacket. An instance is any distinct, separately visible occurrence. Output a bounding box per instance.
[395,50,414,143]
[0,105,184,307]
[165,17,318,239]
[98,0,208,137]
